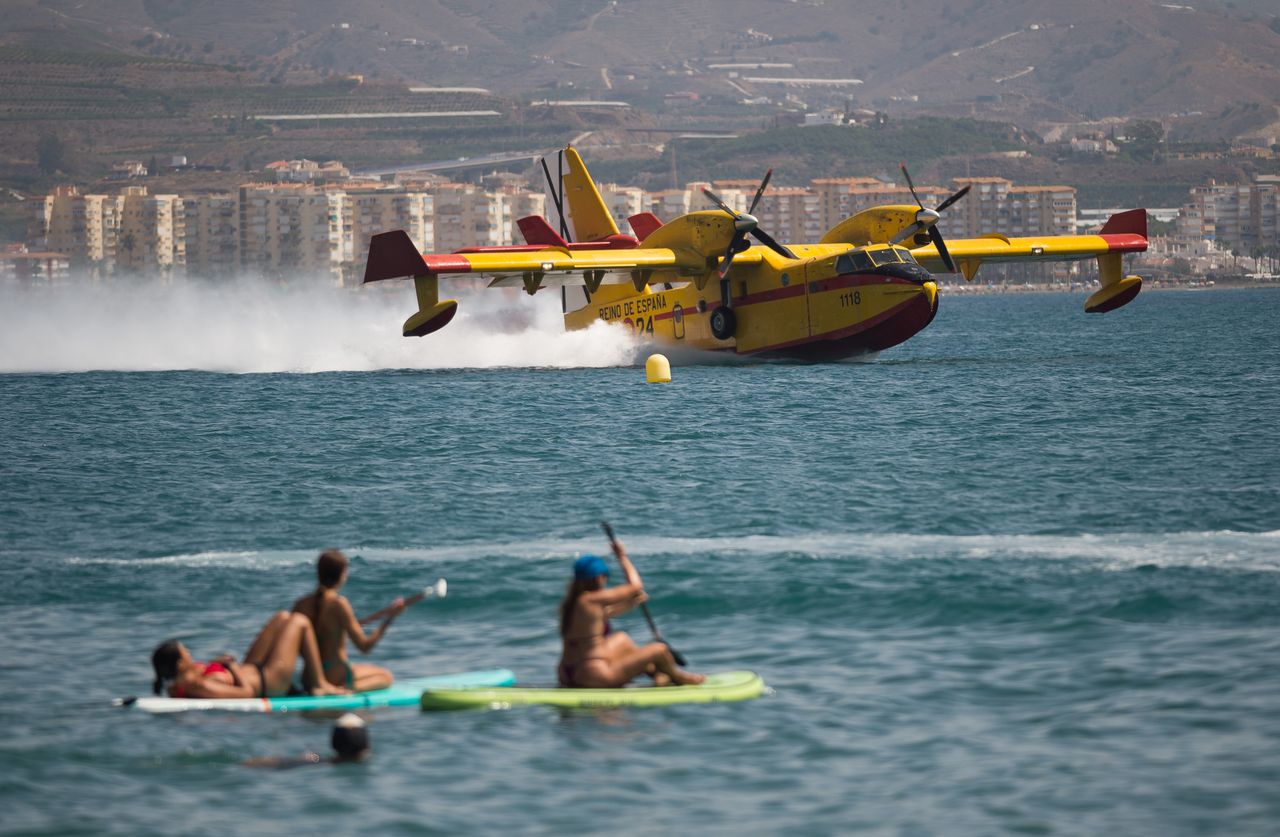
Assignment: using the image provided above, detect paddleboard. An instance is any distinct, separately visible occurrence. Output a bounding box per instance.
[420,670,764,711]
[119,668,517,714]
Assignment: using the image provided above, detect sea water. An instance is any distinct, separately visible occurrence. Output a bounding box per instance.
[1,284,1278,835]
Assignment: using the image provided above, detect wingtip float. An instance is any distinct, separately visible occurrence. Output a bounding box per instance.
[364,147,1149,359]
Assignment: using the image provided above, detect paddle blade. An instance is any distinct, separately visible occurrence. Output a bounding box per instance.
[435,578,448,598]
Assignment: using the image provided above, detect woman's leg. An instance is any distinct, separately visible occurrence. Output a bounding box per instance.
[599,631,639,657]
[618,643,703,686]
[260,613,347,696]
[577,643,704,688]
[242,611,290,664]
[350,662,393,692]
[600,632,666,684]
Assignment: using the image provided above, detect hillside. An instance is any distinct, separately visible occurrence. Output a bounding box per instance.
[3,0,1278,140]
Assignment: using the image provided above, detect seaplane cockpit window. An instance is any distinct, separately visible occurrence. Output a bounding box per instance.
[867,248,902,266]
[894,248,918,265]
[838,250,874,273]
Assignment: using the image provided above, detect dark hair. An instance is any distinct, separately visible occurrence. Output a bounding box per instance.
[331,724,370,759]
[151,639,182,696]
[558,576,601,638]
[317,549,348,588]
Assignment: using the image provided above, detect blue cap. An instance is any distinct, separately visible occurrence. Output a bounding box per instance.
[574,554,609,581]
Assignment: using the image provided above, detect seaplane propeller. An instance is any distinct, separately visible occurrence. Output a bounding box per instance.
[700,170,799,340]
[891,162,970,274]
[701,169,798,281]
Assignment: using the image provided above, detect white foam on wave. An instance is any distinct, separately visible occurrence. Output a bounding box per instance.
[64,531,1280,573]
[0,279,640,373]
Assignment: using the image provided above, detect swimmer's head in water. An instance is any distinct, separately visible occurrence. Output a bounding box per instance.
[573,554,609,582]
[151,639,184,696]
[317,549,348,589]
[331,713,370,761]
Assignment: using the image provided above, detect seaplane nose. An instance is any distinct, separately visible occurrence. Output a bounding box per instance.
[917,208,940,226]
[736,213,759,232]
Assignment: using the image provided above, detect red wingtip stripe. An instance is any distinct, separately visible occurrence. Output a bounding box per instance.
[421,255,473,274]
[1100,233,1148,253]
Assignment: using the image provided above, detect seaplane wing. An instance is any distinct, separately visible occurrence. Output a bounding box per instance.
[362,229,760,288]
[361,209,760,337]
[906,208,1148,312]
[909,209,1148,273]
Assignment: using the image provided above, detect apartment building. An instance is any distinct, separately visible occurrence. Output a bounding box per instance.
[344,185,434,281]
[430,183,509,253]
[810,177,946,234]
[753,187,823,243]
[238,184,347,283]
[501,188,545,243]
[183,194,240,276]
[32,186,184,277]
[115,187,185,277]
[1175,177,1280,249]
[596,184,648,236]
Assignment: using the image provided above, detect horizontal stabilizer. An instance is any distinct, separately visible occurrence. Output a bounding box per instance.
[1099,209,1147,238]
[364,230,427,283]
[517,216,570,248]
[628,212,664,241]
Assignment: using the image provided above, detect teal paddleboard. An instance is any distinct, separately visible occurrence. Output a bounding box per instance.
[420,670,764,711]
[120,668,517,714]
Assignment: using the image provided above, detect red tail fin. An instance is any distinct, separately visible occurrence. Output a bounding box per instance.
[363,230,427,283]
[517,216,570,247]
[1099,209,1147,238]
[628,212,664,241]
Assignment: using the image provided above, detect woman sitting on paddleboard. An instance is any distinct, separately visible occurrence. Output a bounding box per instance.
[151,611,349,699]
[557,540,703,688]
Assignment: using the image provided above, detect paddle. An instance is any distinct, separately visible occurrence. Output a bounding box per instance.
[600,521,688,666]
[359,578,447,625]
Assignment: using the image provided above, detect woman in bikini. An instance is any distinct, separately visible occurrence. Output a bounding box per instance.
[292,549,404,693]
[557,539,703,689]
[151,611,348,699]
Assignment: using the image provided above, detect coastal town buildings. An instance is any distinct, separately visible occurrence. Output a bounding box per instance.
[1175,176,1280,251]
[33,168,1277,284]
[0,244,70,284]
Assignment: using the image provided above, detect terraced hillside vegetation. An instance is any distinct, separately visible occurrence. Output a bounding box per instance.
[3,0,1278,140]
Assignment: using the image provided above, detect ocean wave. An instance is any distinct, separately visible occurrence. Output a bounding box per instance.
[0,280,640,373]
[62,530,1280,572]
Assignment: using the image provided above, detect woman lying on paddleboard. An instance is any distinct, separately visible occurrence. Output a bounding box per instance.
[557,540,703,688]
[151,611,349,699]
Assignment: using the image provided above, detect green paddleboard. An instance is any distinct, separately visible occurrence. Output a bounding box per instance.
[420,670,764,711]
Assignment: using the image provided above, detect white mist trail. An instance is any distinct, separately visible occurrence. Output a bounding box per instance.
[63,531,1280,574]
[0,280,641,373]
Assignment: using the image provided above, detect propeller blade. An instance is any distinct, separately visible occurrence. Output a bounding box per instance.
[701,187,740,219]
[749,227,797,260]
[929,225,956,274]
[718,241,738,279]
[935,184,970,214]
[890,222,923,245]
[899,162,923,209]
[748,168,773,215]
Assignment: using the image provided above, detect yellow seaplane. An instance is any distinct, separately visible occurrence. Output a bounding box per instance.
[363,146,1147,361]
